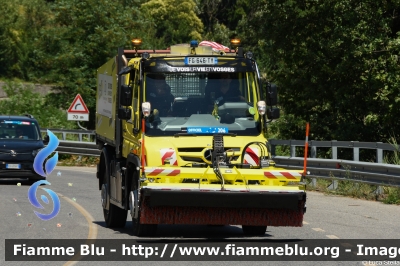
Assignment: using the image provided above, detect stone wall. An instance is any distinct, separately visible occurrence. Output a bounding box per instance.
[0,81,53,98]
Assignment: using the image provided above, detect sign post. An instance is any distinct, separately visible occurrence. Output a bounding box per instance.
[67,94,89,121]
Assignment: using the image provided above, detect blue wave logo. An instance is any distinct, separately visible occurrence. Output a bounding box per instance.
[28,180,60,220]
[34,130,59,177]
[28,130,60,221]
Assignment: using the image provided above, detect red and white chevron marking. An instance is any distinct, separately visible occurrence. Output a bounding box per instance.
[160,148,178,166]
[244,147,259,166]
[146,168,181,176]
[199,41,230,52]
[263,171,301,179]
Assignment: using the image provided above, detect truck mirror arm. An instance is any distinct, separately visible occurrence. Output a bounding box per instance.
[118,66,131,75]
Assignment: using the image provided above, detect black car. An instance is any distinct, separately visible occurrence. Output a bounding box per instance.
[0,114,48,180]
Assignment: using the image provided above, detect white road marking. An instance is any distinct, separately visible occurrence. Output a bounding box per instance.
[326,235,339,239]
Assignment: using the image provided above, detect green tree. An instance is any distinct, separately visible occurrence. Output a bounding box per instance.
[0,0,52,80]
[198,0,250,43]
[0,0,22,78]
[240,0,400,143]
[30,0,150,128]
[19,0,52,80]
[141,0,204,45]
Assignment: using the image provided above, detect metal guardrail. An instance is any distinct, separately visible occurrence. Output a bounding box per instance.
[269,139,400,163]
[272,156,400,187]
[57,140,100,157]
[39,129,400,188]
[40,128,99,157]
[269,139,400,188]
[41,128,96,142]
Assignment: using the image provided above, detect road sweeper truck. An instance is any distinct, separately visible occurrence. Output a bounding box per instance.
[95,39,306,236]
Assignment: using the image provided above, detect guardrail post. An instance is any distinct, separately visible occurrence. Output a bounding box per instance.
[376,142,383,163]
[310,143,316,158]
[311,178,317,188]
[373,186,384,195]
[268,139,276,156]
[332,140,337,159]
[352,141,359,161]
[270,144,276,156]
[79,133,82,142]
[290,140,296,157]
[310,141,317,188]
[305,176,317,189]
[328,180,338,190]
[62,132,66,140]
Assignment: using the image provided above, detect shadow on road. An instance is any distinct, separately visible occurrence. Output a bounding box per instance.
[0,178,36,186]
[93,221,275,239]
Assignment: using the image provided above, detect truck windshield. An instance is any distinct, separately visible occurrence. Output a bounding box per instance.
[144,72,261,136]
[0,120,40,140]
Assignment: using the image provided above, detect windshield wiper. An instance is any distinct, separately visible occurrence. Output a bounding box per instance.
[174,133,237,137]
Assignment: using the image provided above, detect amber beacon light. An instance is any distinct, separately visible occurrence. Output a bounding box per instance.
[131,38,142,47]
[230,38,241,48]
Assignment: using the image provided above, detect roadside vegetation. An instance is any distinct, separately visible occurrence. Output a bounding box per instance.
[306,178,400,205]
[0,81,75,129]
[57,155,99,167]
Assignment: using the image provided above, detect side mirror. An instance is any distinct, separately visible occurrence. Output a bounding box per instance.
[118,108,131,120]
[43,135,49,144]
[120,85,133,106]
[266,83,278,106]
[267,107,280,120]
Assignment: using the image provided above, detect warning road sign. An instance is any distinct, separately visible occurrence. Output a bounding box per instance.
[68,94,89,113]
[67,94,89,121]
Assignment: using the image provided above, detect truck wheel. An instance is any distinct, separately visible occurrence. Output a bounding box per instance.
[242,225,267,236]
[101,171,127,227]
[129,169,157,237]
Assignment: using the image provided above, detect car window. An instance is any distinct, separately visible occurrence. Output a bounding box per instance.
[0,120,40,140]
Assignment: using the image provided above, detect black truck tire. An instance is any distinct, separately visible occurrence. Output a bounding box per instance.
[102,171,127,228]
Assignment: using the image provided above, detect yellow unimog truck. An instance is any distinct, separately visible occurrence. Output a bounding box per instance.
[95,39,306,236]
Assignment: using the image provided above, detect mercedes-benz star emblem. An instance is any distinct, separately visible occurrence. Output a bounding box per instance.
[204,149,212,162]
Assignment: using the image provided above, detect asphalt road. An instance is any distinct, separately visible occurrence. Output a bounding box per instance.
[1,166,400,266]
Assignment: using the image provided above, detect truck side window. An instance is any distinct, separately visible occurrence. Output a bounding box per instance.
[133,69,140,127]
[246,72,256,105]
